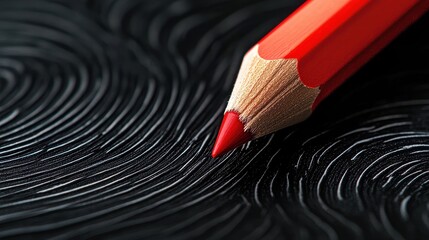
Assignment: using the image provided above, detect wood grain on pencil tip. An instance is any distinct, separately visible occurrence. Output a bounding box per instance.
[1,0,429,239]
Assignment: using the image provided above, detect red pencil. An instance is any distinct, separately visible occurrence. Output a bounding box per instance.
[212,0,429,157]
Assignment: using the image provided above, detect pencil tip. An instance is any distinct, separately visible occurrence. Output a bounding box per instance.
[212,111,253,158]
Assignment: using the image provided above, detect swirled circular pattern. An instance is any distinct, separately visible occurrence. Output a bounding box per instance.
[1,0,429,239]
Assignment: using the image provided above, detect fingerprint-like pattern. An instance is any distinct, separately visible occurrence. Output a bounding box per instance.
[1,0,429,239]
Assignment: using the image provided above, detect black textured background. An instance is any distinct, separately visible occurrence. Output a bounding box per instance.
[1,0,429,239]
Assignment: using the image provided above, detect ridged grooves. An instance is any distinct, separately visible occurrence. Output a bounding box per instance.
[1,0,429,239]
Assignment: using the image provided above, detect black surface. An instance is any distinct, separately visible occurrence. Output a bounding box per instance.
[1,0,429,239]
